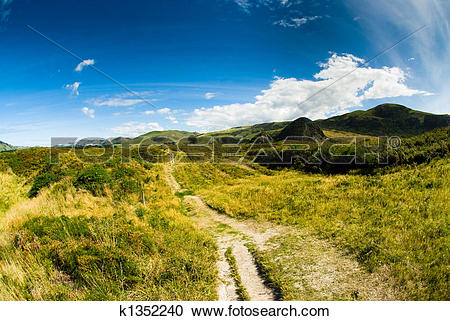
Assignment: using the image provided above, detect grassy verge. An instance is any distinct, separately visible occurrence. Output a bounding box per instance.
[224,247,250,301]
[193,159,449,300]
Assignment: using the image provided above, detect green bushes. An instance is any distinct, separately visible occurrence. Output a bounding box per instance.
[73,166,110,196]
[28,173,58,198]
[8,211,217,300]
[12,215,154,299]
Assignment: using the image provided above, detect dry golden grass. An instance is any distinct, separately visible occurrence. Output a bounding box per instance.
[0,160,218,301]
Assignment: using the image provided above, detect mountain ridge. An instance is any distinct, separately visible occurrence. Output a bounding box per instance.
[0,140,16,152]
[116,104,449,143]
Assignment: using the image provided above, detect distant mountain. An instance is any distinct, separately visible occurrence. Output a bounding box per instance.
[0,140,16,152]
[315,104,450,137]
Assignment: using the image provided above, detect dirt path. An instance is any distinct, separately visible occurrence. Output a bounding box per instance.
[164,164,274,301]
[163,165,181,193]
[185,195,275,301]
[164,164,401,301]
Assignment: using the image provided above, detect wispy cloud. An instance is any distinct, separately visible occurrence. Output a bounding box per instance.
[87,97,147,107]
[75,59,95,72]
[347,0,450,114]
[273,16,321,28]
[0,0,13,22]
[81,107,95,119]
[233,0,251,12]
[65,82,81,96]
[204,92,217,100]
[187,53,430,131]
[143,110,155,115]
[111,121,163,137]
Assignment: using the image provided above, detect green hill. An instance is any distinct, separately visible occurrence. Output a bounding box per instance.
[0,140,16,152]
[112,130,198,145]
[202,121,290,142]
[202,104,449,140]
[118,104,449,144]
[315,104,450,137]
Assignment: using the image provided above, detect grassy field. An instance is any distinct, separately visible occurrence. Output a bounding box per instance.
[0,128,448,301]
[0,150,217,300]
[174,159,449,300]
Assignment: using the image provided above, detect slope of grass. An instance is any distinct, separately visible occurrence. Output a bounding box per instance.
[0,141,16,152]
[316,104,449,137]
[186,159,449,300]
[0,173,27,214]
[0,152,218,301]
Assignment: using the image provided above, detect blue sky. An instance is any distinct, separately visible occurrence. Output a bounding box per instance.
[0,0,449,146]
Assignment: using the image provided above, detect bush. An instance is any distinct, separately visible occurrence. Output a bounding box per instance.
[12,215,155,298]
[74,166,110,196]
[28,173,58,198]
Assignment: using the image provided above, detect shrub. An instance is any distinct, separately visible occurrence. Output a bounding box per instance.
[13,215,154,296]
[28,173,58,198]
[73,166,110,196]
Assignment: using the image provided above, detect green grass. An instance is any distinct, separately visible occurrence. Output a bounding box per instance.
[182,159,449,300]
[316,104,449,137]
[0,150,218,301]
[224,247,250,301]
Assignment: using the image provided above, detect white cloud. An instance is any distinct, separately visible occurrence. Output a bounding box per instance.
[347,0,450,114]
[0,0,13,22]
[166,116,179,124]
[273,16,321,28]
[75,59,95,72]
[205,92,217,100]
[233,0,251,12]
[111,121,163,137]
[187,53,430,131]
[65,82,81,96]
[81,107,95,119]
[113,112,121,116]
[408,57,416,61]
[157,108,171,114]
[143,110,155,115]
[87,97,146,107]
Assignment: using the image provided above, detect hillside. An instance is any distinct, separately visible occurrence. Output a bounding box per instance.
[315,104,450,137]
[112,130,198,145]
[202,104,449,140]
[201,121,290,142]
[114,104,448,145]
[0,140,16,152]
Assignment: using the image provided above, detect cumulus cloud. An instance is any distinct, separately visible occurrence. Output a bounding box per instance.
[157,108,171,114]
[166,116,179,124]
[274,16,321,28]
[65,82,81,96]
[111,121,163,137]
[81,107,95,119]
[143,110,155,115]
[205,92,217,100]
[75,59,95,72]
[187,53,430,131]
